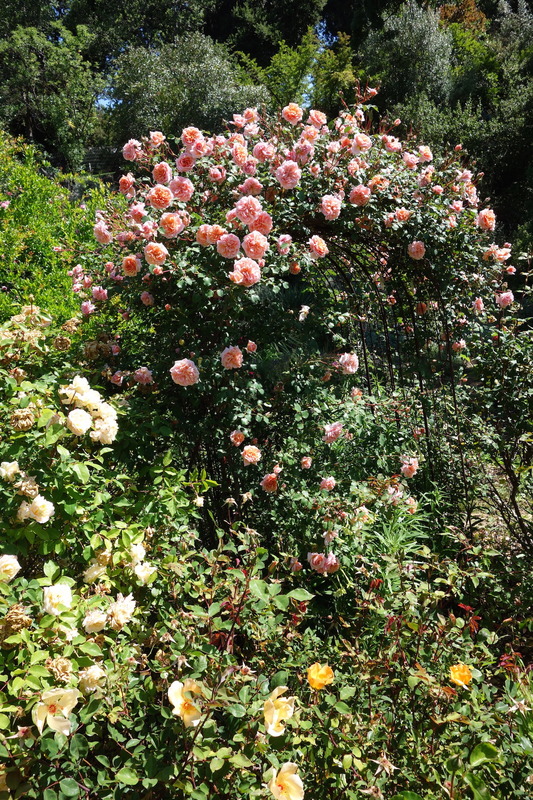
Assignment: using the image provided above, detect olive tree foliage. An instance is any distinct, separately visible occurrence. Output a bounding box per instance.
[360,0,454,106]
[109,33,269,142]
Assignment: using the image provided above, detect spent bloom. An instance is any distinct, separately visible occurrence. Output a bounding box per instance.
[0,461,20,482]
[400,457,419,479]
[320,476,336,491]
[323,422,344,443]
[79,664,106,694]
[107,593,136,630]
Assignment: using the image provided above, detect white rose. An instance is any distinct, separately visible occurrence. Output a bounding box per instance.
[89,417,118,444]
[66,408,93,436]
[17,501,31,521]
[0,461,20,482]
[82,609,107,634]
[107,593,136,630]
[27,495,55,524]
[0,554,21,582]
[43,584,73,616]
[129,543,146,565]
[134,562,156,585]
[79,664,106,693]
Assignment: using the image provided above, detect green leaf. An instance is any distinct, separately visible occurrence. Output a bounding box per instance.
[79,642,102,657]
[464,772,491,800]
[270,671,289,689]
[58,778,80,797]
[249,580,270,603]
[469,742,499,767]
[229,753,253,768]
[390,793,425,800]
[209,757,224,773]
[287,588,314,601]
[70,734,89,760]
[57,445,70,461]
[71,462,90,484]
[227,704,246,718]
[116,767,139,786]
[44,790,59,800]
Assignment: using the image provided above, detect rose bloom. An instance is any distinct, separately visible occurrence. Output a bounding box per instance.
[323,422,344,443]
[253,141,276,162]
[263,686,296,737]
[206,224,226,245]
[119,173,135,196]
[147,184,173,210]
[181,126,204,149]
[196,224,212,246]
[349,184,371,206]
[217,233,241,259]
[276,160,302,190]
[79,664,106,694]
[249,211,273,235]
[496,290,514,309]
[93,221,112,245]
[323,553,340,574]
[308,552,327,574]
[403,152,419,169]
[475,208,496,231]
[0,461,20,482]
[92,285,107,301]
[449,663,473,688]
[133,367,153,384]
[230,430,245,446]
[43,584,73,616]
[228,257,261,287]
[452,339,466,352]
[301,456,312,469]
[277,234,292,254]
[242,445,261,465]
[307,108,327,128]
[473,297,485,313]
[149,130,165,146]
[83,562,106,583]
[418,145,433,162]
[144,242,169,266]
[307,663,334,690]
[22,495,55,524]
[122,255,142,276]
[396,207,412,222]
[208,165,226,183]
[175,153,196,172]
[32,688,80,736]
[401,457,419,478]
[122,138,142,161]
[320,194,342,220]
[140,291,155,307]
[408,241,426,260]
[221,345,243,370]
[168,679,203,727]
[246,340,257,353]
[238,177,263,195]
[152,161,172,184]
[170,359,200,386]
[352,133,372,154]
[308,235,328,259]
[339,352,359,374]
[320,476,336,491]
[242,230,269,260]
[134,562,156,584]
[0,554,21,582]
[107,593,136,631]
[168,176,194,202]
[232,142,248,166]
[66,408,92,436]
[82,608,107,634]
[234,196,262,225]
[260,473,278,492]
[282,103,303,125]
[268,763,304,800]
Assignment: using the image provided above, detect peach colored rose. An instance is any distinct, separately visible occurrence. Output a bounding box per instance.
[246,340,257,353]
[230,430,245,446]
[234,196,262,225]
[408,241,425,260]
[238,177,263,195]
[307,109,327,128]
[351,133,372,154]
[282,103,303,125]
[242,230,269,260]
[196,224,212,246]
[122,255,142,276]
[277,234,292,254]
[496,291,514,309]
[175,153,196,172]
[217,233,241,259]
[149,130,165,146]
[472,297,484,313]
[249,211,273,235]
[242,445,261,466]
[402,152,419,169]
[221,346,243,370]
[206,224,226,244]
[253,141,276,162]
[147,184,173,210]
[144,242,169,266]
[349,185,371,206]
[93,221,112,245]
[400,457,419,478]
[301,456,312,469]
[339,352,359,374]
[395,207,412,222]
[308,235,328,259]
[160,212,185,238]
[323,422,343,443]
[140,291,154,306]
[228,258,261,287]
[476,208,496,231]
[152,162,172,184]
[119,173,135,196]
[418,146,433,162]
[122,139,142,161]
[181,126,204,149]
[276,160,301,190]
[232,143,248,166]
[320,195,342,220]
[169,177,194,202]
[170,359,199,386]
[260,473,278,492]
[133,367,153,384]
[320,476,336,491]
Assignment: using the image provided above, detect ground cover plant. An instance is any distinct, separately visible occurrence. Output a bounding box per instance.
[0,90,532,800]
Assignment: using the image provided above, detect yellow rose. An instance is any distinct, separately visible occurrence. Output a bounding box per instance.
[268,762,304,800]
[263,686,296,737]
[449,663,473,688]
[32,688,80,735]
[307,663,334,691]
[168,679,203,727]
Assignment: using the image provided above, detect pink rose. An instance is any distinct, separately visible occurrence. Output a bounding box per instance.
[476,208,496,231]
[277,234,292,254]
[122,139,142,161]
[110,371,123,386]
[119,173,135,196]
[152,162,173,184]
[339,353,359,374]
[282,103,303,125]
[351,134,372,155]
[122,255,142,276]
[349,185,371,206]
[242,445,261,465]
[238,177,263,195]
[228,258,261,287]
[276,160,302,190]
[260,473,278,492]
[396,208,412,222]
[382,135,402,153]
[140,291,154,306]
[149,131,165,147]
[320,195,342,220]
[307,109,327,128]
[400,457,419,478]
[402,152,419,169]
[170,358,199,386]
[92,286,108,301]
[169,177,194,202]
[175,153,196,172]
[249,211,273,235]
[160,212,185,238]
[301,456,312,469]
[208,166,226,183]
[496,291,514,309]
[196,225,212,246]
[234,196,262,225]
[253,141,276,162]
[246,340,257,353]
[418,146,433,162]
[217,233,241,259]
[408,241,426,260]
[290,557,303,572]
[144,242,169,266]
[230,430,245,446]
[323,553,340,574]
[452,339,466,352]
[323,422,344,443]
[221,346,243,369]
[472,297,484,313]
[81,301,96,316]
[147,184,173,210]
[320,476,336,491]
[308,235,328,259]
[129,202,146,223]
[181,126,204,149]
[242,230,269,260]
[93,221,113,245]
[133,367,153,384]
[308,552,327,574]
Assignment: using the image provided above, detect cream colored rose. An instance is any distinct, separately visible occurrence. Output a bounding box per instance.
[0,461,20,482]
[26,495,54,524]
[0,554,21,582]
[79,664,106,693]
[263,686,296,737]
[129,543,146,565]
[83,609,107,634]
[268,763,304,800]
[107,593,136,630]
[43,584,73,616]
[32,688,80,735]
[133,562,156,584]
[168,679,203,727]
[66,408,93,436]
